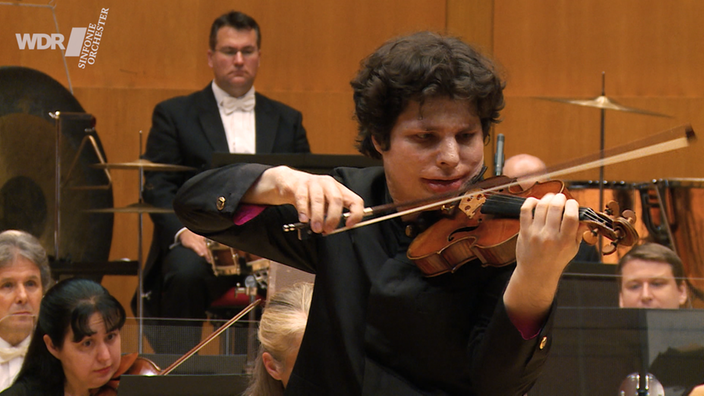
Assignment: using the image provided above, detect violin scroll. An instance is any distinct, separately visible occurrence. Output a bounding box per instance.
[581,201,639,254]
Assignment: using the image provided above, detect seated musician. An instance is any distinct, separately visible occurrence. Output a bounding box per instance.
[617,243,688,309]
[137,10,310,354]
[1,278,126,396]
[502,153,549,190]
[0,230,52,391]
[244,282,312,396]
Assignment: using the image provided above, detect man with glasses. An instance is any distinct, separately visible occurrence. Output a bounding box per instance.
[135,10,310,353]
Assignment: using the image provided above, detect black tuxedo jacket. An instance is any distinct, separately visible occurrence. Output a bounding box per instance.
[137,84,310,314]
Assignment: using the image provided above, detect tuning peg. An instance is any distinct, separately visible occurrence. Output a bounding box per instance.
[583,230,598,245]
[605,201,620,216]
[621,209,637,224]
[602,242,617,255]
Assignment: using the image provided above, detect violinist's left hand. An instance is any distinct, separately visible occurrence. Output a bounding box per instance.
[503,192,583,330]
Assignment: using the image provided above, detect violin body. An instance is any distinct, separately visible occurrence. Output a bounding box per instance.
[407,176,638,277]
[90,353,162,396]
[408,176,550,276]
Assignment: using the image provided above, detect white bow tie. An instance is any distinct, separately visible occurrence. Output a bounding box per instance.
[0,343,28,364]
[222,94,255,114]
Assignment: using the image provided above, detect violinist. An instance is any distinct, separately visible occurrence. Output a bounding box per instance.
[1,278,125,396]
[0,230,52,392]
[174,31,585,395]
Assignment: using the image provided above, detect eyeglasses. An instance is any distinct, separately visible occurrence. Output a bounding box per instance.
[215,46,258,58]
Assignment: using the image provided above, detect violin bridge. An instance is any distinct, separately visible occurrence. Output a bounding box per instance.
[458,193,486,218]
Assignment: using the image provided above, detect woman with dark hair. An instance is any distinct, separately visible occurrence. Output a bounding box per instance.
[0,278,126,396]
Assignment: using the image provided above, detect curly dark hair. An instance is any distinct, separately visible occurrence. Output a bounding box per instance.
[351,31,506,159]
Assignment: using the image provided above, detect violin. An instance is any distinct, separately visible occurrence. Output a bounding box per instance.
[90,299,261,396]
[406,176,639,277]
[90,353,161,396]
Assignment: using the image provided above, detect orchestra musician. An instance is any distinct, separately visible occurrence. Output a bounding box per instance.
[244,282,313,396]
[0,230,52,392]
[0,278,125,396]
[173,31,586,395]
[502,153,549,190]
[617,243,689,309]
[135,10,311,353]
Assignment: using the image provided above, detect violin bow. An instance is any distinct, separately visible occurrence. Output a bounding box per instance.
[159,299,261,376]
[283,123,696,238]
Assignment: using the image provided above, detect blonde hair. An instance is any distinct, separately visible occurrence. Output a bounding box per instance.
[244,282,313,396]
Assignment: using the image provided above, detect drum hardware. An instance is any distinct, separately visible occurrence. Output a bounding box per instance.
[49,111,112,261]
[537,73,672,252]
[536,95,672,117]
[248,258,270,290]
[57,115,112,191]
[204,239,272,285]
[91,159,195,172]
[637,182,677,249]
[205,239,243,276]
[95,131,196,353]
[618,372,665,396]
[85,202,175,214]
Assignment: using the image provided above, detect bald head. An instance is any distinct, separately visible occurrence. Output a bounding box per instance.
[503,154,548,189]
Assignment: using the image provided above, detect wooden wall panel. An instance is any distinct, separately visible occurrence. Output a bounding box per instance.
[446,0,494,54]
[491,0,704,182]
[1,1,448,312]
[493,0,704,97]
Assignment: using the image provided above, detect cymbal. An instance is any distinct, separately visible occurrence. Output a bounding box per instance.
[537,95,672,117]
[91,159,195,171]
[86,202,174,214]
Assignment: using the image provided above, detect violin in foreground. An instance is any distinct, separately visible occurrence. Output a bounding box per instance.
[406,176,639,277]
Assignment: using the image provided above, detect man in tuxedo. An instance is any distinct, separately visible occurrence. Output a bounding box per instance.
[0,230,51,391]
[135,10,310,353]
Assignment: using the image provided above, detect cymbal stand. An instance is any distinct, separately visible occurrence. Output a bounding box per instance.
[598,72,606,216]
[137,130,145,353]
[598,73,606,254]
[51,112,109,264]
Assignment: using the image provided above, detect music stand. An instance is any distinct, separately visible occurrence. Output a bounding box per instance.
[529,308,704,396]
[117,374,249,396]
[211,153,382,174]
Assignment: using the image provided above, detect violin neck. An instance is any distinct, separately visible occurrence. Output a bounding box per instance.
[481,194,592,220]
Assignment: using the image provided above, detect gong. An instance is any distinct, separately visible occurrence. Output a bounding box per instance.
[0,66,113,265]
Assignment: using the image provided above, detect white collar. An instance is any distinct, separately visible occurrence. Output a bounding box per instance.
[211,81,256,109]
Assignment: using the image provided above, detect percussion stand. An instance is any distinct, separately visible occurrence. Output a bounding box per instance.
[136,131,146,354]
[598,72,607,254]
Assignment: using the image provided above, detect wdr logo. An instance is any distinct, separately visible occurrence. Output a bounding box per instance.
[15,28,87,57]
[15,7,109,69]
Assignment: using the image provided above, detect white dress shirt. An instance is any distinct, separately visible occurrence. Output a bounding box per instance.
[211,81,257,154]
[0,336,30,391]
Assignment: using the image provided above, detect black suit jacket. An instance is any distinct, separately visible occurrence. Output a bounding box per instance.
[173,164,555,395]
[137,84,310,315]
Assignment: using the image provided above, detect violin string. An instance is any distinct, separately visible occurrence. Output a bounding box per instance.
[484,193,607,224]
[481,192,611,226]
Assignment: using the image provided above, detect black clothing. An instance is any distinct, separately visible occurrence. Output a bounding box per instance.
[175,164,556,396]
[0,379,60,396]
[134,84,310,353]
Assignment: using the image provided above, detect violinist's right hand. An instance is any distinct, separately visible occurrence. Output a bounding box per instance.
[243,166,365,234]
